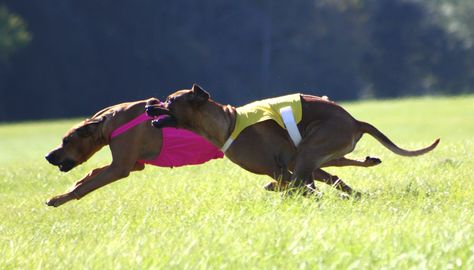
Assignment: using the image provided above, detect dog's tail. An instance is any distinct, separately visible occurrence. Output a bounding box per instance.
[358,121,440,157]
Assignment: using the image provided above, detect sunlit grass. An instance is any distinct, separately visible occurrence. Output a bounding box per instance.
[1,96,473,269]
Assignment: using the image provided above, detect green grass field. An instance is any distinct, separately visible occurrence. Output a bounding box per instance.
[1,96,473,269]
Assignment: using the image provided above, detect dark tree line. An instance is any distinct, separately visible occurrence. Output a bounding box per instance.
[1,0,473,121]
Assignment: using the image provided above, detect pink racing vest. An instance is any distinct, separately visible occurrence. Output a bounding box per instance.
[110,113,223,167]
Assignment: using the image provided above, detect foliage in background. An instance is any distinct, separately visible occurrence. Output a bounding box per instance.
[1,0,473,121]
[0,5,31,63]
[0,4,31,120]
[363,0,474,97]
[427,0,474,48]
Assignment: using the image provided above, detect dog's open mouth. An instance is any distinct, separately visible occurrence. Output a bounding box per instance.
[57,160,76,172]
[151,115,178,128]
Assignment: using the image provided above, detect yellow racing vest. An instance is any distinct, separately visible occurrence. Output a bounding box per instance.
[221,93,302,152]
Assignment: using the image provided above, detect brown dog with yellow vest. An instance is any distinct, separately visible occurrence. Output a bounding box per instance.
[146,84,440,196]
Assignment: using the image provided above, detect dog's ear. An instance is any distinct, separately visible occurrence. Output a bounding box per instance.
[76,117,104,138]
[190,84,210,105]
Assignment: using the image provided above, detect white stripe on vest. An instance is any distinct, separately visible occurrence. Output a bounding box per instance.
[279,106,302,147]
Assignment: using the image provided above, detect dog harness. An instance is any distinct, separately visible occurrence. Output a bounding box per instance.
[221,93,303,152]
[110,113,223,167]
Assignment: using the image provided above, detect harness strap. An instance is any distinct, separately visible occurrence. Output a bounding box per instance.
[110,113,152,139]
[279,106,302,147]
[220,137,234,152]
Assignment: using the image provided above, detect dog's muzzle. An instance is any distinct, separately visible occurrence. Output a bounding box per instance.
[57,160,76,172]
[45,153,76,172]
[145,104,168,117]
[151,115,178,128]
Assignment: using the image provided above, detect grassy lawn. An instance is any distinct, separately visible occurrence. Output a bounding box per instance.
[1,96,473,269]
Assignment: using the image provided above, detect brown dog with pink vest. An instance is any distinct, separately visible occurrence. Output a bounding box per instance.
[45,98,223,207]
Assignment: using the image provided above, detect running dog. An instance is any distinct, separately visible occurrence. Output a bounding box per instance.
[145,84,439,196]
[45,98,223,207]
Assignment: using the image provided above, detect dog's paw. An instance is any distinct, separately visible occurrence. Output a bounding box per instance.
[365,156,382,166]
[263,181,290,192]
[263,181,277,191]
[339,191,363,200]
[352,191,363,200]
[281,183,322,199]
[46,197,61,207]
[304,184,323,200]
[45,194,72,207]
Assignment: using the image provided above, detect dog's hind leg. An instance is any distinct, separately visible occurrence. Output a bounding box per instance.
[312,169,358,196]
[265,169,358,197]
[321,156,381,168]
[289,119,360,191]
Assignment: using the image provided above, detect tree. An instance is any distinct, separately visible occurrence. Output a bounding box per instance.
[0,5,31,119]
[0,5,31,63]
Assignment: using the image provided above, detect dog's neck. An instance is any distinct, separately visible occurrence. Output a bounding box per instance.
[97,120,113,146]
[191,100,236,149]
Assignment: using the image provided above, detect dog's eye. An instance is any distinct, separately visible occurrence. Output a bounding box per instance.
[62,137,71,145]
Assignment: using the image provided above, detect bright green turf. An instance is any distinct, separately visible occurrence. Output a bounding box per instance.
[1,96,473,269]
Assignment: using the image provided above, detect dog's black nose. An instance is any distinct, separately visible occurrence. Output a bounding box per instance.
[145,105,156,116]
[151,119,163,128]
[45,152,57,164]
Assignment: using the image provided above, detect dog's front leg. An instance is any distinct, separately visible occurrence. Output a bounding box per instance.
[46,166,108,207]
[73,165,108,187]
[46,162,144,207]
[264,162,318,196]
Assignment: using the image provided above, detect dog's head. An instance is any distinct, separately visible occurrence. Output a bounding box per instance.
[146,84,210,129]
[45,118,106,172]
